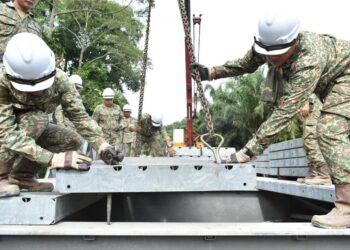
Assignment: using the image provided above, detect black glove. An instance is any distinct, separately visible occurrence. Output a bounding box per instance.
[190,63,209,81]
[100,146,124,165]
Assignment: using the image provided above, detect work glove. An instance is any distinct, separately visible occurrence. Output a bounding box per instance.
[98,142,124,165]
[228,147,254,163]
[190,63,209,81]
[50,151,92,171]
[167,146,175,157]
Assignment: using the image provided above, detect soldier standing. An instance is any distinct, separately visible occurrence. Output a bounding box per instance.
[122,104,137,157]
[192,11,350,228]
[0,33,123,198]
[129,112,175,157]
[92,88,126,150]
[0,0,41,62]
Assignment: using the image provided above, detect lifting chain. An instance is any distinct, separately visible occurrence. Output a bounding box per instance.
[136,0,152,155]
[177,0,215,137]
[137,0,152,122]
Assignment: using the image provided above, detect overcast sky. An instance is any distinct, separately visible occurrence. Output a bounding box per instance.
[124,0,350,125]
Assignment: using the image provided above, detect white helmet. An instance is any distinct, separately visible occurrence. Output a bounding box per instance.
[3,32,56,92]
[102,88,115,99]
[123,104,132,112]
[254,11,300,55]
[70,74,83,89]
[150,112,163,127]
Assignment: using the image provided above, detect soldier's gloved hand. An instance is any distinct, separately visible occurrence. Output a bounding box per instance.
[50,151,92,171]
[98,142,124,165]
[228,147,254,163]
[114,144,125,162]
[190,63,209,81]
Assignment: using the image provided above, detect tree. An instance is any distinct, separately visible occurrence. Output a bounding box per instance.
[167,67,302,149]
[33,0,148,113]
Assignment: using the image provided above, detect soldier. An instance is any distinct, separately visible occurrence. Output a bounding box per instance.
[129,112,175,157]
[54,74,84,130]
[0,33,123,198]
[0,0,41,62]
[262,70,331,185]
[191,11,350,228]
[122,104,137,157]
[92,88,126,150]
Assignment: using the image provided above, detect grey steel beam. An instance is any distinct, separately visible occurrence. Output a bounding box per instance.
[0,193,104,225]
[269,138,304,152]
[174,147,201,157]
[174,147,236,160]
[269,157,309,167]
[257,177,335,202]
[256,167,308,177]
[269,147,307,160]
[1,235,350,250]
[56,158,256,193]
[120,192,289,222]
[0,222,350,236]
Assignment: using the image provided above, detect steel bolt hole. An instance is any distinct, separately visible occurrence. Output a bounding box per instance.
[170,166,179,171]
[67,185,71,189]
[22,198,31,203]
[225,165,233,170]
[113,166,122,171]
[40,217,44,220]
[139,166,147,171]
[194,165,203,170]
[243,182,247,186]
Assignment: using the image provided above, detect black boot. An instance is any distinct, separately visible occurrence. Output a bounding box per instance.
[9,157,53,192]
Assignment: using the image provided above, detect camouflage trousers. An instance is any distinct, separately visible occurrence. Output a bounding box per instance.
[302,100,326,166]
[0,110,83,164]
[317,113,350,184]
[138,136,164,157]
[123,142,136,157]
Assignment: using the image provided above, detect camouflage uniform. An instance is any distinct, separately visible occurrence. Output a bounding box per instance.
[92,103,125,148]
[262,69,326,167]
[54,105,76,131]
[122,116,137,157]
[137,114,170,157]
[302,94,325,166]
[213,31,350,184]
[0,67,106,165]
[0,1,41,60]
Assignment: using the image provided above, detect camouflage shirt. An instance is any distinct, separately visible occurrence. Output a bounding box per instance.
[54,104,76,131]
[92,103,126,141]
[123,116,137,144]
[0,66,106,165]
[0,1,42,59]
[139,114,170,141]
[214,31,350,155]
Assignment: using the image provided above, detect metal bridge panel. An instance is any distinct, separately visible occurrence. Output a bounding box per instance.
[56,158,256,193]
[257,177,335,202]
[0,193,104,225]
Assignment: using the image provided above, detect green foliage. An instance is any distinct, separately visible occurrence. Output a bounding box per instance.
[166,67,302,149]
[32,0,147,112]
[200,69,270,148]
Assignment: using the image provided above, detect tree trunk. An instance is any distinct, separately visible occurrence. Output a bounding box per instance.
[78,46,86,70]
[48,0,58,39]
